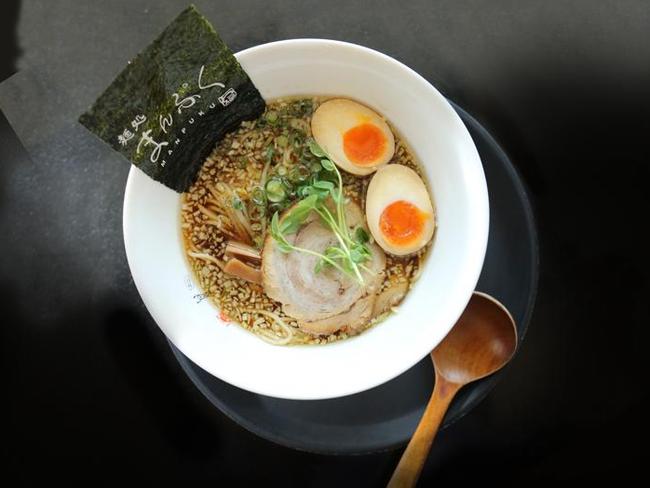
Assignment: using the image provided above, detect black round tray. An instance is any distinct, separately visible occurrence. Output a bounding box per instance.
[169,102,539,455]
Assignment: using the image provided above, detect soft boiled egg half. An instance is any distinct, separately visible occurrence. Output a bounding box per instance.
[366,164,435,256]
[311,99,395,176]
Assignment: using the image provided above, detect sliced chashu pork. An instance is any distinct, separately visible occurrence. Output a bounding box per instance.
[298,294,376,336]
[262,200,385,335]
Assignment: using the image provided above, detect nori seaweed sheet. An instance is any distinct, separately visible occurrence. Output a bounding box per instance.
[79,5,265,192]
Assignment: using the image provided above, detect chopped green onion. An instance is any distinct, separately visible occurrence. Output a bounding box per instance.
[251,186,267,206]
[276,135,288,148]
[301,146,316,160]
[269,202,284,214]
[265,145,275,162]
[290,132,304,147]
[300,99,313,115]
[266,110,278,124]
[250,204,266,220]
[266,178,287,203]
[277,165,288,176]
[289,165,311,183]
[281,176,294,192]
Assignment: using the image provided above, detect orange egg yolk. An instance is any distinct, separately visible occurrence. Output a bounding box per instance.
[379,200,428,247]
[342,123,386,166]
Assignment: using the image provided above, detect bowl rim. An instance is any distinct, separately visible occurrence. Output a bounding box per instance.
[123,38,489,399]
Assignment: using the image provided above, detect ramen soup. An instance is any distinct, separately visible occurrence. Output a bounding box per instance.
[181,97,435,345]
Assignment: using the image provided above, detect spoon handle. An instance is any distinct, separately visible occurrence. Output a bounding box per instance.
[386,374,461,488]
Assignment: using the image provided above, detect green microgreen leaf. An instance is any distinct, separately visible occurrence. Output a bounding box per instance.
[308,139,327,158]
[279,194,318,234]
[313,180,334,191]
[277,241,293,253]
[270,210,281,237]
[324,246,347,260]
[355,227,370,244]
[349,245,370,263]
[320,158,335,172]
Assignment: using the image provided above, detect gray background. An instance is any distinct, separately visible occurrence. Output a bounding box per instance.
[1,1,649,486]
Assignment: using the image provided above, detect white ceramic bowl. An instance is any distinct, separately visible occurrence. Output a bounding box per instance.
[123,39,489,400]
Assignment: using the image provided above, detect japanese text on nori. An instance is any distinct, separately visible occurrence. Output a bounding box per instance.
[79,5,265,192]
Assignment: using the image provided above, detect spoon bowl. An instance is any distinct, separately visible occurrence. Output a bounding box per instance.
[433,291,517,384]
[387,291,518,488]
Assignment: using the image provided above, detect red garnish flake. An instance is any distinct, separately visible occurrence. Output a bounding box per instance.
[218,311,231,323]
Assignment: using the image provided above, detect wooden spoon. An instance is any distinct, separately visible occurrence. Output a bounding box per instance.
[387,292,518,488]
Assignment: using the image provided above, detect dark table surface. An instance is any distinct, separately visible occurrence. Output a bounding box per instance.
[1,1,648,486]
